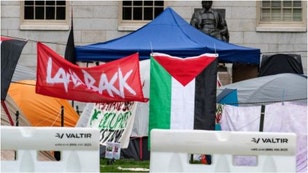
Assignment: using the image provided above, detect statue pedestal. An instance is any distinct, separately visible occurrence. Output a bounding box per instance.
[218,71,231,86]
[232,63,258,83]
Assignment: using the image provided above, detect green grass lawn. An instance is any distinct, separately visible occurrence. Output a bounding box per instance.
[100,158,150,172]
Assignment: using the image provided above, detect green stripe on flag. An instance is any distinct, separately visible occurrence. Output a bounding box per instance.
[149,57,172,133]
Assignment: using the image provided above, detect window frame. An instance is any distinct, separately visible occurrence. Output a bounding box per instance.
[20,0,70,31]
[256,0,307,32]
[118,0,166,31]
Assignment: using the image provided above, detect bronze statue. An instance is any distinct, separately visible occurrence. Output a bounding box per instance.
[190,0,229,42]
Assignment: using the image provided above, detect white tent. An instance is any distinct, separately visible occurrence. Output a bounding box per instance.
[217,73,307,106]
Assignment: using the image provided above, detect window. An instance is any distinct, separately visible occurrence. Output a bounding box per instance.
[257,0,307,32]
[119,0,164,31]
[21,0,69,30]
[260,0,302,22]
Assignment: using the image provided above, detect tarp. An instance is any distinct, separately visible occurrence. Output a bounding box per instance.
[217,73,307,106]
[259,54,304,77]
[76,7,260,64]
[8,80,79,127]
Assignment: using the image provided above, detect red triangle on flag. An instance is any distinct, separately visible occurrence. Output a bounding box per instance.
[1,36,12,41]
[153,53,217,86]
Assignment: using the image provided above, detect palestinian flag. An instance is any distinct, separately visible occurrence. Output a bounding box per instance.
[149,53,218,145]
[1,36,27,100]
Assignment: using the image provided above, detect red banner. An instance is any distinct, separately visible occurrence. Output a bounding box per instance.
[36,42,147,103]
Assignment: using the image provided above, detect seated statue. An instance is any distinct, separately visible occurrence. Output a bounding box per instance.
[190,0,229,42]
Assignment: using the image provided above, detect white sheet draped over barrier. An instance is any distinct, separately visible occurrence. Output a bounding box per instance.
[220,102,307,172]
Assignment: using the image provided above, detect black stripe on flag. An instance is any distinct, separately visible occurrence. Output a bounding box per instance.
[1,39,27,100]
[194,58,218,130]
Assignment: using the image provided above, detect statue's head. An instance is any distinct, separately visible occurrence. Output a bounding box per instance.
[202,0,213,10]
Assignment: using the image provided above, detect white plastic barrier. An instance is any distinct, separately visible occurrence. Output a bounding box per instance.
[150,129,296,172]
[1,126,100,172]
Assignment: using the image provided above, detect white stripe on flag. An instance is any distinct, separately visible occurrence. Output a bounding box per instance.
[170,78,195,129]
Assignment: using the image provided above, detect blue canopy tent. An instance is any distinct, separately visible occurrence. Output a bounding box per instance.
[76,7,260,64]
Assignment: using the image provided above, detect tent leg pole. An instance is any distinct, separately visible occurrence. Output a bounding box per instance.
[14,111,19,160]
[259,105,265,132]
[61,106,64,127]
[15,111,19,127]
[54,106,64,161]
[139,137,143,160]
